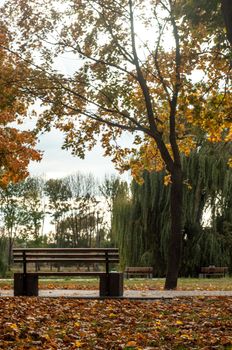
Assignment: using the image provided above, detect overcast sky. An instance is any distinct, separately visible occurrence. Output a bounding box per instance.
[28,127,131,233]
[28,128,131,181]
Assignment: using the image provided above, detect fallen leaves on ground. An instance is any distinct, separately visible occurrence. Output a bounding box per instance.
[1,278,232,291]
[0,297,232,349]
[37,278,232,292]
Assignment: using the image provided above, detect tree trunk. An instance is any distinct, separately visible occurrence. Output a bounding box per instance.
[8,235,13,270]
[221,0,232,46]
[164,164,183,290]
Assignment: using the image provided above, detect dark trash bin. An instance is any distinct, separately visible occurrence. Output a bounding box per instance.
[14,273,38,296]
[100,272,124,297]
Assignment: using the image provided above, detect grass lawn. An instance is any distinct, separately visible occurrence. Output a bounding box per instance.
[0,277,232,290]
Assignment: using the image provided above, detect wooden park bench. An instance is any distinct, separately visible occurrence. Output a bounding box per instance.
[199,266,228,278]
[124,266,153,279]
[13,247,123,297]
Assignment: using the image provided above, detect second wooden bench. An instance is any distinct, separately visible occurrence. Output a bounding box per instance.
[199,266,228,278]
[125,266,153,279]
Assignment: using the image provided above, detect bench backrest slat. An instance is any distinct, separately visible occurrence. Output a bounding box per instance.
[13,248,118,253]
[200,266,228,273]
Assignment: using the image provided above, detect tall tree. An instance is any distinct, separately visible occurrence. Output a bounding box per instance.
[55,173,101,247]
[99,175,127,243]
[19,177,45,239]
[2,0,231,288]
[0,233,8,276]
[0,177,45,265]
[99,175,121,214]
[0,182,26,267]
[44,178,72,247]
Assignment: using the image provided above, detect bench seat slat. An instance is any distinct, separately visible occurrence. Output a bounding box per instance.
[25,272,106,276]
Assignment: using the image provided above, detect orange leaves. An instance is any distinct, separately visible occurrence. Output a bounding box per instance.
[128,135,196,184]
[125,340,137,348]
[127,138,165,183]
[0,297,232,349]
[178,137,196,157]
[184,89,232,146]
[0,31,41,186]
[164,174,171,186]
[74,340,83,348]
[0,127,41,187]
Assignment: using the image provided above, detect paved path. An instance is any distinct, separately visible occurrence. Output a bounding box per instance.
[1,289,232,299]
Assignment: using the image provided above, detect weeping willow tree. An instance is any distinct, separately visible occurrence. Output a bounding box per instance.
[112,171,170,276]
[110,181,131,265]
[181,142,232,275]
[112,142,232,276]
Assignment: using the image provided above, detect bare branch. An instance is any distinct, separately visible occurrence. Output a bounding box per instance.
[87,0,134,63]
[153,21,172,104]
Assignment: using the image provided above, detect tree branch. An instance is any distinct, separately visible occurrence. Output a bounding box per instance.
[153,22,172,104]
[129,0,174,171]
[87,0,134,63]
[168,0,181,167]
[221,0,232,46]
